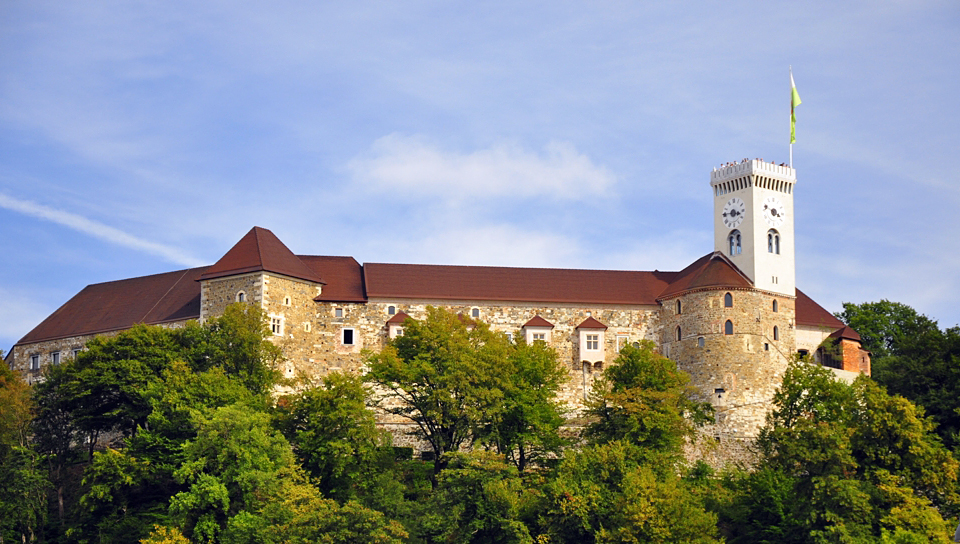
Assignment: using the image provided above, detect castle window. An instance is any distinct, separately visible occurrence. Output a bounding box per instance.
[342,328,355,346]
[236,291,246,303]
[270,317,283,336]
[617,334,629,352]
[773,326,780,341]
[471,307,480,318]
[303,322,311,333]
[676,300,682,314]
[335,308,343,318]
[772,299,779,312]
[284,296,291,306]
[676,326,682,341]
[724,293,733,307]
[586,334,600,351]
[51,351,60,365]
[767,229,780,254]
[72,348,82,358]
[724,320,733,335]
[387,305,396,315]
[728,230,742,256]
[30,355,39,370]
[698,336,705,348]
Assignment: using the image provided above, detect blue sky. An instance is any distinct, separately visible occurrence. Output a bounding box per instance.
[2,1,959,352]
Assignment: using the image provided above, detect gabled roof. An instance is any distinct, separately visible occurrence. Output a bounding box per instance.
[17,266,207,345]
[576,316,608,330]
[657,252,753,300]
[386,311,411,324]
[199,227,324,284]
[795,289,845,329]
[523,315,555,328]
[363,262,675,305]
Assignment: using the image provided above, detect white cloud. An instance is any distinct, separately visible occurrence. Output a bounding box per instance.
[347,134,615,201]
[0,193,205,267]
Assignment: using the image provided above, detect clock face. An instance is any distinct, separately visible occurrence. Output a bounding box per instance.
[763,196,786,227]
[722,198,746,229]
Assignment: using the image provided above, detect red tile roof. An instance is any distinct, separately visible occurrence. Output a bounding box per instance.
[828,325,862,342]
[523,315,555,328]
[17,266,207,344]
[199,227,324,284]
[386,311,411,324]
[657,252,753,300]
[363,262,676,305]
[576,316,608,330]
[301,256,366,302]
[795,289,845,329]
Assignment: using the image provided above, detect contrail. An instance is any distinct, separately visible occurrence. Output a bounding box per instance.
[0,193,205,267]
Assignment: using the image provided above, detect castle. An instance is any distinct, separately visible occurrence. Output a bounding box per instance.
[6,159,869,450]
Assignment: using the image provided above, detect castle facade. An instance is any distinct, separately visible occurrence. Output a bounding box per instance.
[6,160,870,450]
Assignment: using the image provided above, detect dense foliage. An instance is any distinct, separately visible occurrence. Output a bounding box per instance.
[3,303,959,542]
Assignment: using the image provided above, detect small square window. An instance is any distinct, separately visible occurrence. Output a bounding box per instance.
[387,305,396,315]
[335,308,343,318]
[51,352,60,365]
[471,308,480,318]
[533,333,546,342]
[395,327,404,337]
[586,334,599,350]
[342,328,355,345]
[270,317,283,335]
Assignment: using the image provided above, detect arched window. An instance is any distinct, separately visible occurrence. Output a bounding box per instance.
[772,299,778,312]
[676,300,682,314]
[387,305,396,315]
[768,229,780,254]
[236,291,245,303]
[676,326,682,341]
[724,293,733,307]
[773,326,780,341]
[728,230,742,256]
[724,320,733,335]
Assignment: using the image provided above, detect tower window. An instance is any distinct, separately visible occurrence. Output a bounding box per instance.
[773,326,780,341]
[767,229,780,254]
[676,300,682,314]
[724,320,733,335]
[724,293,733,307]
[728,230,742,256]
[772,299,779,312]
[676,326,682,341]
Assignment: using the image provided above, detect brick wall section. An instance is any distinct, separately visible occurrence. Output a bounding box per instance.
[840,338,871,375]
[660,288,795,440]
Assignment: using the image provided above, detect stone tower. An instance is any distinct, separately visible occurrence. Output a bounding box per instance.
[711,160,796,297]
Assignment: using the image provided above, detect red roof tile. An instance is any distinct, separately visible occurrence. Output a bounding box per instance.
[795,289,845,329]
[301,256,367,302]
[523,315,554,328]
[17,266,207,345]
[657,252,753,300]
[199,227,324,284]
[576,316,608,330]
[363,263,675,305]
[828,325,862,342]
[386,311,411,324]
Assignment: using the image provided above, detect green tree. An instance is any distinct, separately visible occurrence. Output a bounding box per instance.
[541,441,722,543]
[365,307,511,480]
[476,335,568,473]
[584,341,713,462]
[837,301,960,448]
[275,372,391,502]
[724,362,958,543]
[0,354,48,543]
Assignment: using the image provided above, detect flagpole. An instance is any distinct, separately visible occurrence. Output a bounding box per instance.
[789,66,793,168]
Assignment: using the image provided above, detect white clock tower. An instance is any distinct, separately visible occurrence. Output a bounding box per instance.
[711,160,796,297]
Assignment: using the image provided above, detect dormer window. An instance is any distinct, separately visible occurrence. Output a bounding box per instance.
[577,317,607,364]
[522,315,554,344]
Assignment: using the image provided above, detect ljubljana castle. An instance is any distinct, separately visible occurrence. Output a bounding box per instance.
[6,159,870,450]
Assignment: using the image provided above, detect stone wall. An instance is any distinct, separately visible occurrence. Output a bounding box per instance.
[9,334,96,384]
[660,288,795,440]
[200,273,264,321]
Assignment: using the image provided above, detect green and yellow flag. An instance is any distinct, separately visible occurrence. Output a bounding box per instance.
[790,70,802,144]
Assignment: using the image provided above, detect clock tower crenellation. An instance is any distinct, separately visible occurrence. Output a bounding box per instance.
[711,160,796,296]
